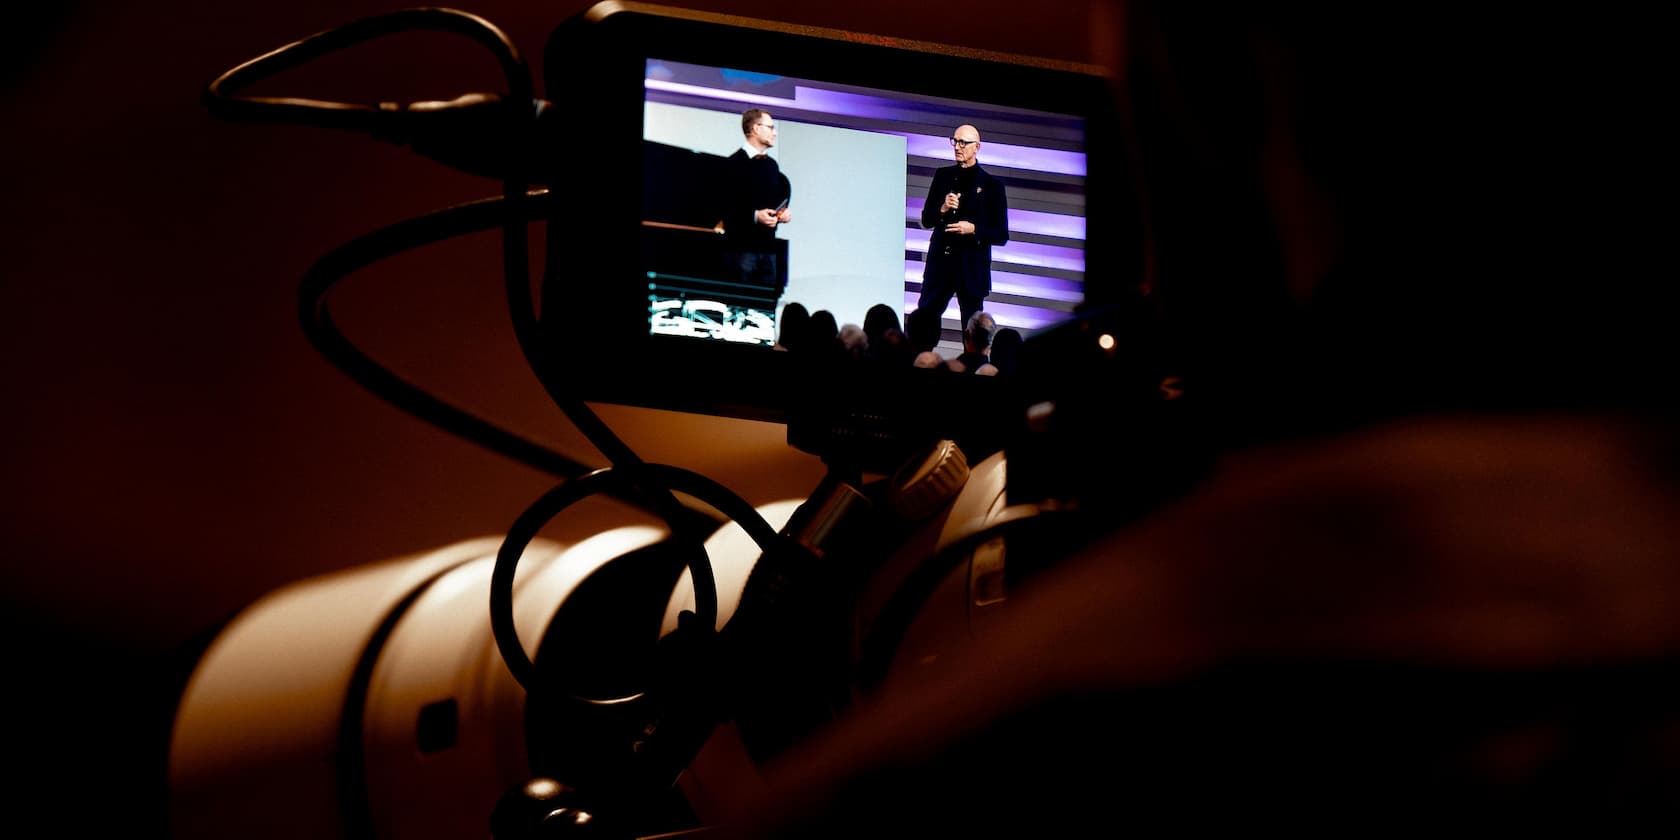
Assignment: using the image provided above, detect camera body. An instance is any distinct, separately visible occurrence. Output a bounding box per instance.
[539,2,1132,468]
[173,5,1161,838]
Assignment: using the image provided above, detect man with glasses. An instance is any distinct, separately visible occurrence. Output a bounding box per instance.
[917,124,1009,336]
[721,109,793,298]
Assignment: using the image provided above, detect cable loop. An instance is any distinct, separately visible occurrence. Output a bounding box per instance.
[204,7,528,131]
[492,463,790,697]
[207,7,725,686]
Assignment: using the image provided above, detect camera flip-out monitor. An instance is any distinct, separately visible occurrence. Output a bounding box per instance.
[541,2,1125,439]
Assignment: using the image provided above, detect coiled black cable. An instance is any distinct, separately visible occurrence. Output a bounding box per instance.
[204,7,786,690]
[490,462,799,697]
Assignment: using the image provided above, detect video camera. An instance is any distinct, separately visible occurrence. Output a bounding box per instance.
[172,4,1182,838]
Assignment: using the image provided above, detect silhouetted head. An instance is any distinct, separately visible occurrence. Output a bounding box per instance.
[988,327,1022,375]
[776,302,809,351]
[838,323,867,359]
[863,303,902,347]
[962,311,996,353]
[807,309,839,344]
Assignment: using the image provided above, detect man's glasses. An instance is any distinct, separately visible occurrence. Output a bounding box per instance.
[756,123,777,131]
[951,138,977,148]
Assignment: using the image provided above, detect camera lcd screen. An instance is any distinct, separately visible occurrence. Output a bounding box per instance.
[542,3,1119,429]
[638,58,1089,356]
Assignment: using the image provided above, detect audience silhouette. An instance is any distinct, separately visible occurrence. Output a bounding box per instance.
[948,311,995,374]
[774,302,809,353]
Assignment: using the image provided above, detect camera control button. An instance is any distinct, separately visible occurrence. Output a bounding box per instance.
[887,439,969,521]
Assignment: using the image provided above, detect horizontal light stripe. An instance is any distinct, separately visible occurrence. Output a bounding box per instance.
[647,79,1085,177]
[904,199,1086,240]
[644,79,797,109]
[903,229,1086,272]
[900,134,1085,176]
[903,293,1079,332]
[902,263,1084,302]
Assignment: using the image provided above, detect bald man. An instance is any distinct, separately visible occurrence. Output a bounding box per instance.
[917,124,1009,334]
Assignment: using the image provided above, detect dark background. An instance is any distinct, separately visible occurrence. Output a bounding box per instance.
[0,1,1105,835]
[13,2,1673,835]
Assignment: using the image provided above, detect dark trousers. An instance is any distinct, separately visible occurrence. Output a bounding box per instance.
[732,250,780,299]
[918,259,985,332]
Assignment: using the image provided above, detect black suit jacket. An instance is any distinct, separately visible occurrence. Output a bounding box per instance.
[920,163,1009,296]
[721,148,792,251]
